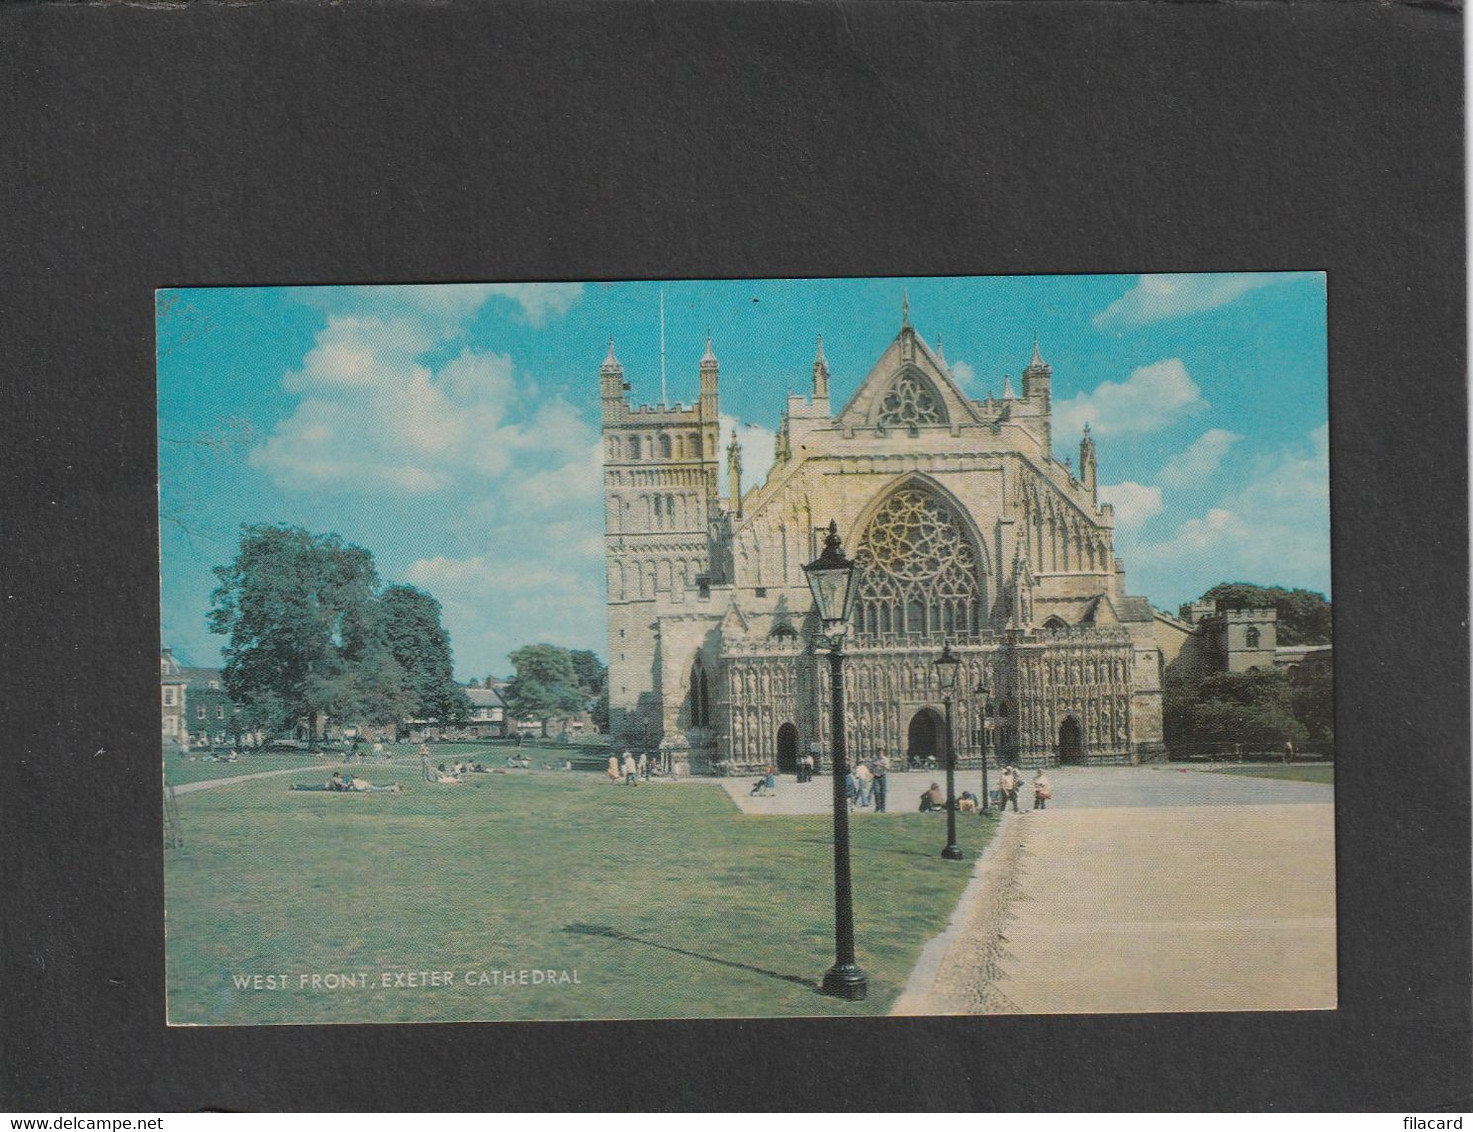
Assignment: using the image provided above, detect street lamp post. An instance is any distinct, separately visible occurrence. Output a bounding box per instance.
[975,682,992,814]
[934,642,963,860]
[804,520,867,1001]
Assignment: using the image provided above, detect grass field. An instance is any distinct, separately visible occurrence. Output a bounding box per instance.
[163,742,606,787]
[1205,765,1334,785]
[165,771,995,1024]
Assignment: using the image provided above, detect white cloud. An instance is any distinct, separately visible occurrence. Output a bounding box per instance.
[1053,358,1205,438]
[295,282,585,331]
[1098,481,1164,531]
[719,414,777,500]
[950,360,977,388]
[1124,423,1329,594]
[1094,272,1316,329]
[1158,428,1242,489]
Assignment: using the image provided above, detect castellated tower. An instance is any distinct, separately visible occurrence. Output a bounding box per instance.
[601,337,721,746]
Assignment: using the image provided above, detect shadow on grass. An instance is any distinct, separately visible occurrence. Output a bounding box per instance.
[563,923,818,991]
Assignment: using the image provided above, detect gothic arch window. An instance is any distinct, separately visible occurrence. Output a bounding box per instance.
[675,436,684,458]
[689,659,711,729]
[875,370,947,431]
[1043,616,1069,631]
[852,485,982,640]
[691,433,702,457]
[629,436,641,460]
[659,434,672,459]
[1246,627,1262,649]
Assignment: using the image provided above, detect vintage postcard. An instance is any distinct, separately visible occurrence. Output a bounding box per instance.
[159,273,1333,1025]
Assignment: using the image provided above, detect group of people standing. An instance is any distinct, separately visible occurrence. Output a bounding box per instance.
[844,754,890,812]
[609,750,652,784]
[995,765,1052,811]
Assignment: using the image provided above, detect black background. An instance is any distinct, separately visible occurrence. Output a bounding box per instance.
[1,0,1467,1113]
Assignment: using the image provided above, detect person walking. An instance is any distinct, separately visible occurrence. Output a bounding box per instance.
[872,753,889,813]
[638,751,649,780]
[419,743,433,783]
[854,760,873,807]
[608,753,622,785]
[1032,769,1051,810]
[1283,740,1294,765]
[622,750,638,784]
[845,768,859,810]
[997,765,1018,812]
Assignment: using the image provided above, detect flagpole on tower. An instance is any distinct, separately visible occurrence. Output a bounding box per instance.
[660,287,668,408]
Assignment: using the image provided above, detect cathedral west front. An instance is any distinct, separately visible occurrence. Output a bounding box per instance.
[601,302,1167,774]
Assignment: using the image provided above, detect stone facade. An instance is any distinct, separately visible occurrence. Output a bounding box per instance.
[603,306,1168,771]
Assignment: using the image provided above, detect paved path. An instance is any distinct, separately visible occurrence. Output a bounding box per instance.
[719,764,1331,815]
[892,801,1337,1015]
[171,766,336,794]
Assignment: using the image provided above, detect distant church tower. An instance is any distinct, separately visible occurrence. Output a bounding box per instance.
[601,335,722,744]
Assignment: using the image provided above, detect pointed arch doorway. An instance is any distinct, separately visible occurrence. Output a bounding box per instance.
[1058,716,1085,764]
[907,708,944,768]
[776,723,799,774]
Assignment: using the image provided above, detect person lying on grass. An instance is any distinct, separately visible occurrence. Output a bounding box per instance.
[291,772,401,793]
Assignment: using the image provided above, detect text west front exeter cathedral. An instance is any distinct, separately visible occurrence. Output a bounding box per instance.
[603,302,1190,775]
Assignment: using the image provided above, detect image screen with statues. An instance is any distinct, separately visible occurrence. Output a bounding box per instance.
[159,273,1333,1024]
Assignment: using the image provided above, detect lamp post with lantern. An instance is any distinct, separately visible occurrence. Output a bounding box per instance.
[934,642,964,860]
[803,520,867,1001]
[974,681,993,814]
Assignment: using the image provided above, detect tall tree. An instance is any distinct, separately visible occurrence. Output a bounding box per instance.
[505,644,585,737]
[208,524,380,749]
[379,585,471,726]
[569,649,607,699]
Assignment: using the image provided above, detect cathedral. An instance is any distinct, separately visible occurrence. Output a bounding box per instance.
[601,302,1166,774]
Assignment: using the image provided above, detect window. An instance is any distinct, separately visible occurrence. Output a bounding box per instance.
[876,371,947,430]
[659,435,672,459]
[852,485,981,640]
[216,706,225,719]
[197,705,206,719]
[1245,627,1261,649]
[163,688,175,706]
[629,436,641,459]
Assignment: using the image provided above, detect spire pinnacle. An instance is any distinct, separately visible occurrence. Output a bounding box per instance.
[902,291,911,328]
[935,333,945,362]
[815,332,826,364]
[702,332,717,365]
[1003,373,1016,400]
[1030,334,1045,369]
[604,337,619,366]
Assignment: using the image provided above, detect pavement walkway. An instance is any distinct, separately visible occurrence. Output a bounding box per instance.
[171,766,339,794]
[719,763,1332,815]
[891,798,1337,1015]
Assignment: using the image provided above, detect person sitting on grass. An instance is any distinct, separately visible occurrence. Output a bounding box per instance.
[750,765,777,796]
[958,790,979,813]
[345,774,402,793]
[919,782,947,812]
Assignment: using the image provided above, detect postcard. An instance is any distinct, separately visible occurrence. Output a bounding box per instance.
[159,273,1333,1024]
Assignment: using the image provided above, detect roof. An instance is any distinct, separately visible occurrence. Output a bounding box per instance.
[1113,596,1154,623]
[466,685,507,708]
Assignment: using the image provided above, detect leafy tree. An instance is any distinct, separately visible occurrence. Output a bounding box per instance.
[569,649,607,699]
[208,524,380,750]
[1201,582,1332,646]
[379,585,471,725]
[506,644,585,737]
[1163,666,1336,753]
[591,687,610,733]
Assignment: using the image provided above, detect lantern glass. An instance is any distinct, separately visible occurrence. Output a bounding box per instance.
[934,642,961,695]
[804,521,859,628]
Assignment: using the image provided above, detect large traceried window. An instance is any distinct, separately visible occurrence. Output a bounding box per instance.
[852,486,982,639]
[876,371,946,430]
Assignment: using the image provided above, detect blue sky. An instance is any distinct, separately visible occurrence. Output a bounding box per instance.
[158,273,1329,680]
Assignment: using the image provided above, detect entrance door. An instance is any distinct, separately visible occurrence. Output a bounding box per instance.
[776,723,799,774]
[1058,716,1084,764]
[907,708,943,768]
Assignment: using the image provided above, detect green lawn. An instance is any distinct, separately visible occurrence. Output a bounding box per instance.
[165,773,995,1024]
[164,743,607,787]
[1206,765,1335,785]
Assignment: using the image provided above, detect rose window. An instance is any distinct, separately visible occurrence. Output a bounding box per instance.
[876,372,945,429]
[852,487,982,639]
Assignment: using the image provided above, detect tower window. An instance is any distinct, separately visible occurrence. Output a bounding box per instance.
[1245,627,1261,649]
[629,437,641,460]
